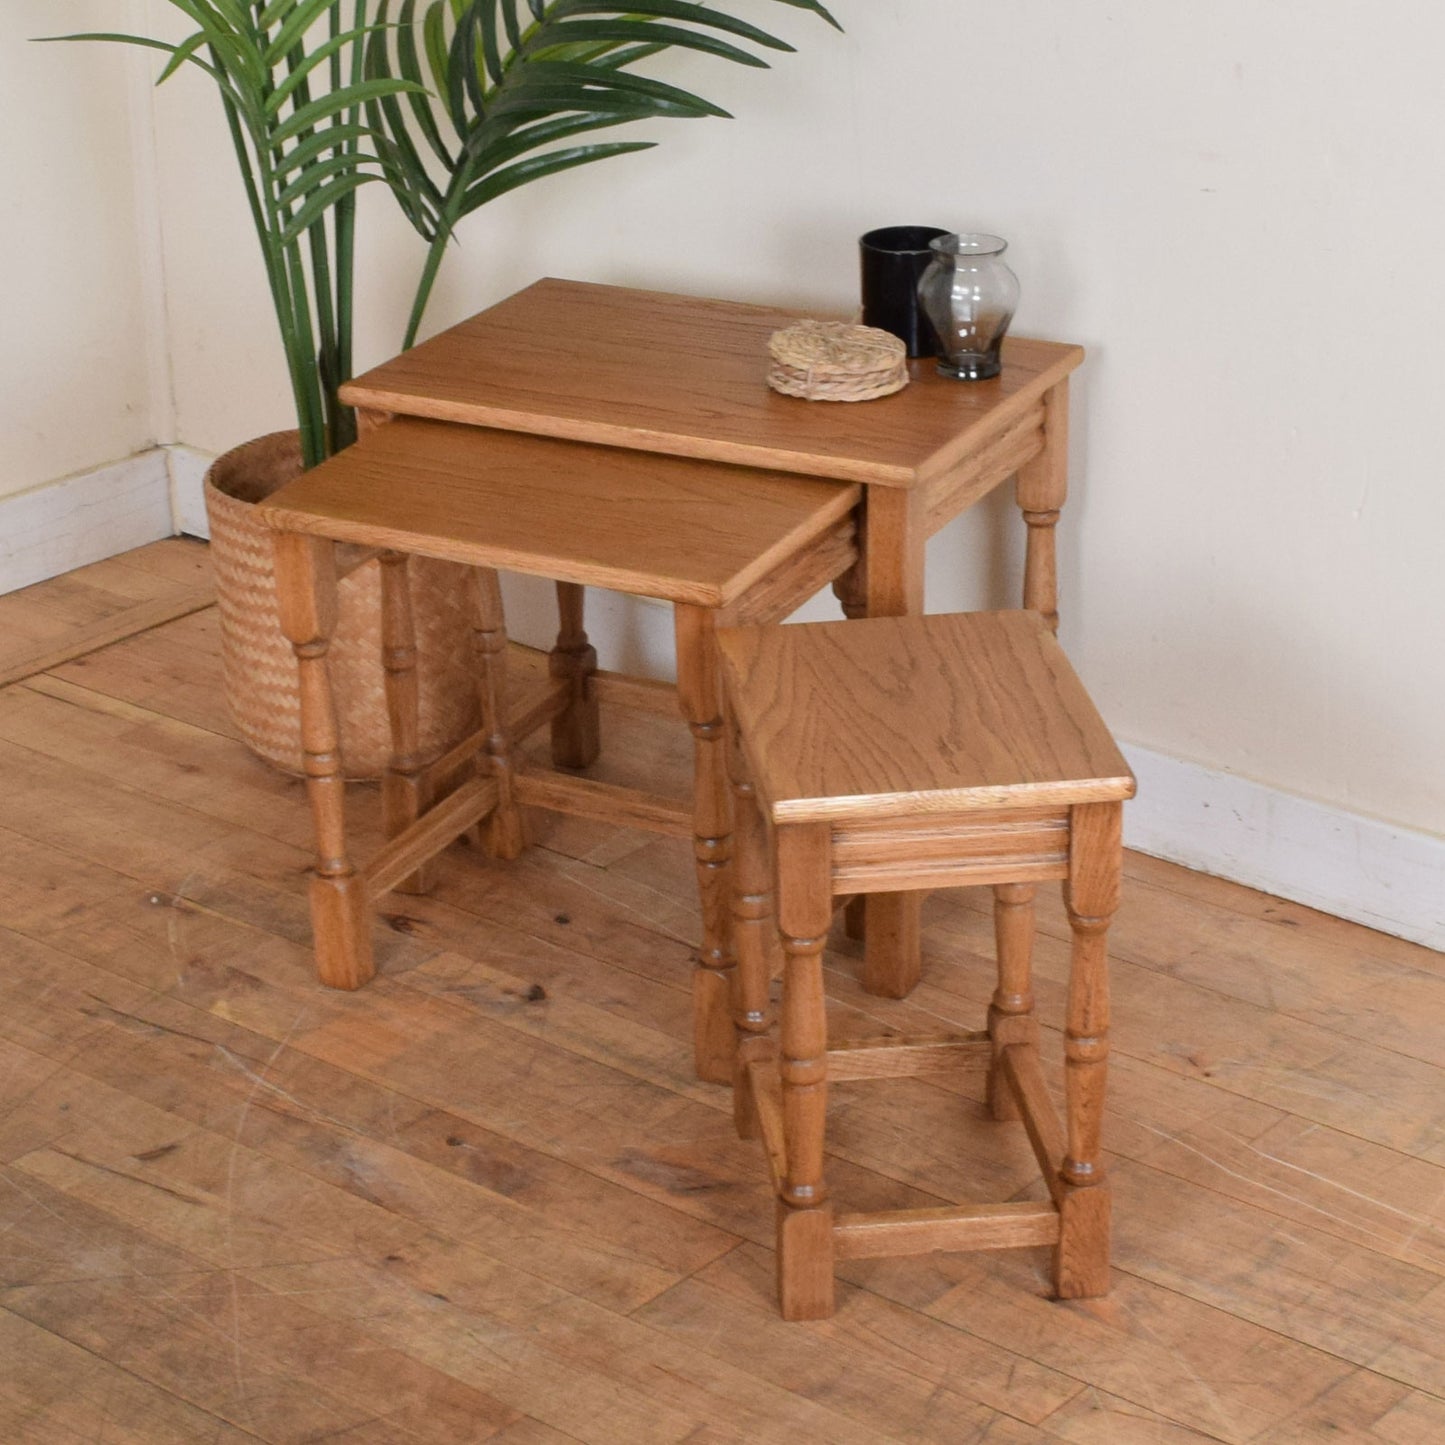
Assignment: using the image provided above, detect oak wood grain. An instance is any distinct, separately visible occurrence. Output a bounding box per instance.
[0,539,214,688]
[824,1033,992,1082]
[720,610,1136,824]
[365,775,500,899]
[420,676,571,788]
[833,1201,1061,1260]
[0,586,215,690]
[590,669,678,717]
[257,415,860,608]
[514,769,691,838]
[340,277,1083,488]
[261,422,859,1078]
[923,404,1045,536]
[272,531,374,988]
[747,1059,788,1196]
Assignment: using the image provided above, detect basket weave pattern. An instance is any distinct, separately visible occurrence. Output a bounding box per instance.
[205,432,479,780]
[767,320,909,402]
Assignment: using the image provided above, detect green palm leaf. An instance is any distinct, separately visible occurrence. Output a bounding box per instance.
[207,0,262,43]
[40,0,444,465]
[39,29,200,61]
[276,149,382,207]
[157,32,210,83]
[362,0,842,347]
[524,21,771,69]
[499,0,526,50]
[163,0,267,89]
[458,139,653,214]
[271,76,426,145]
[37,31,249,111]
[548,1,796,52]
[266,24,392,113]
[592,41,668,69]
[421,0,452,95]
[467,108,631,170]
[43,0,841,456]
[281,172,378,241]
[491,59,733,116]
[764,0,841,29]
[264,0,354,64]
[273,122,379,174]
[393,0,452,164]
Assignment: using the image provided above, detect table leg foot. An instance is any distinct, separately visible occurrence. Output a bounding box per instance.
[860,893,922,999]
[550,581,601,769]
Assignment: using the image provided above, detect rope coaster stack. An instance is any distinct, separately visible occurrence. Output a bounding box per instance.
[767,320,909,402]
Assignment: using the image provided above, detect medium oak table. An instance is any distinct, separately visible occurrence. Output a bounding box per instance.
[341,277,1085,1000]
[259,417,860,1084]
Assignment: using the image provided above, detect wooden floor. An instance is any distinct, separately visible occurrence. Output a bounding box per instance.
[1,540,1442,1444]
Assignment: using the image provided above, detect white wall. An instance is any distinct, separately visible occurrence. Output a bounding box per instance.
[0,1,160,498]
[5,0,1441,888]
[145,0,1445,845]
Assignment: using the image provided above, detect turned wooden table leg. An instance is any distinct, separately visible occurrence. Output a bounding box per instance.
[1017,377,1069,632]
[987,882,1039,1121]
[831,556,869,943]
[774,821,835,1320]
[1057,799,1121,1299]
[830,556,866,625]
[380,551,434,895]
[467,567,525,859]
[549,581,601,769]
[728,719,775,1139]
[676,604,736,1084]
[859,486,926,998]
[273,532,374,990]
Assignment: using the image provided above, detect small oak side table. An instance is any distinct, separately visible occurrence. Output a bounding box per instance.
[342,278,1085,1000]
[718,611,1134,1319]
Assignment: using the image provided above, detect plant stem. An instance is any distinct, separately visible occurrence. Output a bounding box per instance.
[211,49,323,464]
[332,196,357,450]
[330,0,366,451]
[254,127,327,465]
[403,227,450,350]
[280,41,342,454]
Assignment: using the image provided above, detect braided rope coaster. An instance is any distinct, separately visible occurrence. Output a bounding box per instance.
[767,319,909,402]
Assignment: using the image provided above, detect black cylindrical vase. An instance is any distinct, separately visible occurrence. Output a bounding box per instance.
[859,225,951,358]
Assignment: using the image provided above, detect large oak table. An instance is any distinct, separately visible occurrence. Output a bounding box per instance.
[341,277,1084,1001]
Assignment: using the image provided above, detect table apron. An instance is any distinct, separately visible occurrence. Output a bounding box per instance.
[921,404,1046,538]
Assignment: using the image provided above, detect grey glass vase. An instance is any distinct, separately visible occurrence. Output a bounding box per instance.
[916,233,1020,380]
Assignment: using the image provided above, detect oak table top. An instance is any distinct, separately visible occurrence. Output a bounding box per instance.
[717,610,1135,825]
[257,416,860,609]
[340,278,1084,489]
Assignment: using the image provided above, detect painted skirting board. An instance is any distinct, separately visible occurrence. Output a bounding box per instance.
[1121,744,1443,951]
[0,450,175,594]
[1,448,1440,951]
[0,439,210,594]
[168,443,213,539]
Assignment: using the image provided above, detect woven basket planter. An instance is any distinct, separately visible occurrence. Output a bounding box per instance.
[204,431,479,780]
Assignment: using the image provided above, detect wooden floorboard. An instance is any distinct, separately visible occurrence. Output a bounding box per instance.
[0,539,215,688]
[0,539,1441,1442]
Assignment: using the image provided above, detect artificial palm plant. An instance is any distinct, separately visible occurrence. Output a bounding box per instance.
[48,0,839,465]
[44,2,424,467]
[363,0,839,348]
[44,0,838,776]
